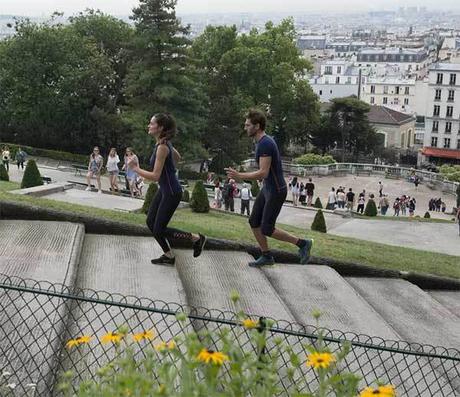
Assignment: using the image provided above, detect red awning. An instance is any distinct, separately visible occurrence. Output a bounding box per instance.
[421,147,460,160]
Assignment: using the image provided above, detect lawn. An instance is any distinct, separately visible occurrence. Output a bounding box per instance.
[1,180,459,279]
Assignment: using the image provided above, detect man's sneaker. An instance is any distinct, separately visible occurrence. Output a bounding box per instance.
[299,239,314,264]
[193,234,207,258]
[248,254,275,268]
[151,255,175,266]
[85,187,91,191]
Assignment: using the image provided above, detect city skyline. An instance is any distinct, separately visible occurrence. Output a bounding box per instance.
[1,0,460,17]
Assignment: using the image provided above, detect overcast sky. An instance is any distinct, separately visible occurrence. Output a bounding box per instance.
[2,0,460,16]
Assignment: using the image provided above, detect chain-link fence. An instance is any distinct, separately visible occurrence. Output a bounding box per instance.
[0,274,459,396]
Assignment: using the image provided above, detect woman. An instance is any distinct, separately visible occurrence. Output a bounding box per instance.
[123,148,140,197]
[290,176,299,206]
[85,147,103,193]
[106,148,120,192]
[299,182,306,205]
[128,113,206,265]
[2,146,10,172]
[326,187,337,210]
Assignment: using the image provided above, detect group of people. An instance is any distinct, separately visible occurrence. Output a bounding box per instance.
[428,197,447,213]
[288,177,315,206]
[212,177,253,216]
[85,147,144,197]
[392,195,417,217]
[1,146,28,172]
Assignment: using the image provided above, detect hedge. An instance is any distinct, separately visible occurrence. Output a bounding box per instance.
[142,183,159,214]
[21,160,43,188]
[0,164,9,181]
[294,153,336,166]
[0,142,88,164]
[190,180,210,213]
[311,209,327,233]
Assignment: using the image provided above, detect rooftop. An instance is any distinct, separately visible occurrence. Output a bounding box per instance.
[367,105,416,125]
[429,62,460,72]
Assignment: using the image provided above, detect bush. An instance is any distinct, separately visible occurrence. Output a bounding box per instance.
[21,160,43,188]
[141,183,158,214]
[0,142,88,164]
[364,199,378,217]
[314,197,323,209]
[182,189,190,203]
[178,167,207,181]
[0,164,9,181]
[251,180,260,197]
[311,209,327,233]
[424,211,431,219]
[190,180,210,213]
[294,153,336,166]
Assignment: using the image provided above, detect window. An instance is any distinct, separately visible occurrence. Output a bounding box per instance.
[404,98,409,105]
[446,106,454,118]
[336,76,340,84]
[433,105,440,116]
[432,121,439,132]
[457,139,460,149]
[370,96,375,104]
[444,138,451,148]
[395,86,400,94]
[370,85,375,94]
[383,97,388,104]
[405,86,410,95]
[445,121,452,133]
[325,66,332,75]
[448,90,455,101]
[383,86,388,94]
[394,98,399,105]
[431,137,438,147]
[319,90,322,96]
[449,73,456,85]
[434,89,441,100]
[337,66,342,74]
[436,73,443,84]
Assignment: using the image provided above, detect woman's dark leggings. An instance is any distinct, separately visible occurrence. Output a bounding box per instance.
[146,189,191,253]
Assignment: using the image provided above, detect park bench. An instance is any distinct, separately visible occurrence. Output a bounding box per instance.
[72,164,87,177]
[42,176,52,184]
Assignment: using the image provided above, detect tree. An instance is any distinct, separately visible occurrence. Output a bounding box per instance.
[311,209,327,233]
[424,211,431,219]
[21,160,43,188]
[314,197,323,209]
[142,182,158,214]
[364,199,378,217]
[182,189,190,203]
[0,164,9,181]
[190,180,209,213]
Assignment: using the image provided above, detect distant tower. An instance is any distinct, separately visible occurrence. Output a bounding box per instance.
[409,26,413,36]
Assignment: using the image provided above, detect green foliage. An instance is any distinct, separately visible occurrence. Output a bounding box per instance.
[0,142,87,164]
[21,160,43,188]
[424,211,431,219]
[141,183,158,214]
[311,209,327,233]
[251,180,260,197]
[364,199,378,217]
[178,168,207,181]
[190,180,210,213]
[314,197,323,209]
[0,164,9,181]
[182,189,190,203]
[457,184,460,208]
[439,164,460,182]
[295,153,336,165]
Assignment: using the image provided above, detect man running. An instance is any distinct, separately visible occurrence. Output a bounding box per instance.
[226,109,313,267]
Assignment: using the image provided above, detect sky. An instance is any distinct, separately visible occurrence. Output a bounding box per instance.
[1,0,460,16]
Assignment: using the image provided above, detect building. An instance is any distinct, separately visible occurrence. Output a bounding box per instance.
[420,63,460,165]
[325,41,368,58]
[297,35,327,50]
[367,105,416,149]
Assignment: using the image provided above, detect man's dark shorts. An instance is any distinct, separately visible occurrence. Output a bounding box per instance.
[249,187,287,236]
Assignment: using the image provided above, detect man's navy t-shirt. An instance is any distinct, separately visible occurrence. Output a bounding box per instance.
[255,135,286,194]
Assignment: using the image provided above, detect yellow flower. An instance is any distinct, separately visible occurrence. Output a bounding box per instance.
[101,331,123,344]
[132,330,155,342]
[360,385,396,397]
[65,335,92,349]
[242,318,259,329]
[306,352,335,369]
[154,340,176,352]
[197,348,229,366]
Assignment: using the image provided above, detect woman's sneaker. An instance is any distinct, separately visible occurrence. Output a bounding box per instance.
[151,255,175,266]
[248,254,275,267]
[193,234,207,258]
[299,239,314,264]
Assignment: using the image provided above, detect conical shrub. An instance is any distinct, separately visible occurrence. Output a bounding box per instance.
[0,163,9,181]
[142,183,158,214]
[182,189,190,203]
[364,199,378,217]
[311,209,327,233]
[424,211,431,219]
[21,160,42,188]
[314,197,323,209]
[251,180,260,197]
[190,180,209,213]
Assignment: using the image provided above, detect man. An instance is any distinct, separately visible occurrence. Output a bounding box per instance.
[223,178,236,212]
[305,178,315,206]
[226,109,313,266]
[378,181,383,197]
[346,188,355,211]
[15,147,27,170]
[240,183,252,216]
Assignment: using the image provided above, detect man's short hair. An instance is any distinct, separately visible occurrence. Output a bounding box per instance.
[245,109,266,131]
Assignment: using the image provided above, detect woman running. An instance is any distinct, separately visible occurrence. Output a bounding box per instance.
[128,113,206,265]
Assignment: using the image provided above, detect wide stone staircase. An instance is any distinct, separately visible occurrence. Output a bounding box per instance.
[0,220,459,396]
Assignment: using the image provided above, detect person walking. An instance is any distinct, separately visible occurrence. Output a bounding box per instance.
[414,176,420,190]
[225,109,313,266]
[2,146,11,172]
[299,182,306,205]
[326,187,337,210]
[346,188,355,211]
[357,194,365,214]
[393,198,400,216]
[85,147,104,193]
[213,177,223,209]
[240,183,252,216]
[106,148,120,192]
[379,194,389,215]
[290,176,300,206]
[223,178,236,212]
[305,178,315,206]
[378,181,383,197]
[408,197,416,217]
[128,113,206,265]
[15,147,27,170]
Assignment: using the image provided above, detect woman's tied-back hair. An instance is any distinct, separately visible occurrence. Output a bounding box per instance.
[154,113,177,141]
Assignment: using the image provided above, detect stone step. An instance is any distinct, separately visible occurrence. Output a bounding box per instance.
[427,290,460,319]
[0,220,85,396]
